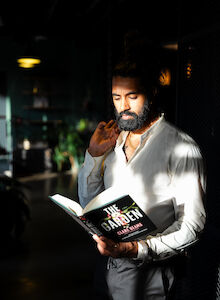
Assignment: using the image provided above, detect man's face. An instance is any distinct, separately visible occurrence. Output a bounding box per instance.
[112,76,149,131]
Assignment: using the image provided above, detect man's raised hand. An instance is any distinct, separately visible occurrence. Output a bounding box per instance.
[88,120,120,157]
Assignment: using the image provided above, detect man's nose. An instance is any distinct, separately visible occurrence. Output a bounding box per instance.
[120,98,130,112]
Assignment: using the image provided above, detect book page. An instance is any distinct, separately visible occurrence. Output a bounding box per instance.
[50,194,83,216]
[83,186,128,214]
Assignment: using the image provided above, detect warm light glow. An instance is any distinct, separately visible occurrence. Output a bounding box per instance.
[17,57,41,69]
[33,87,38,94]
[162,43,178,51]
[159,68,171,86]
[186,62,192,79]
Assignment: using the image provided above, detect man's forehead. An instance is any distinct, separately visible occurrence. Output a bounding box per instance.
[112,76,142,92]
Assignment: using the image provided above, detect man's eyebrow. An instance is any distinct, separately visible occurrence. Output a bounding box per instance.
[126,91,138,95]
[112,91,138,96]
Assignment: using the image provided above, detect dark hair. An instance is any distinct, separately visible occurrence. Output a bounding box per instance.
[111,30,163,116]
[112,58,161,111]
[114,58,158,90]
[113,30,161,95]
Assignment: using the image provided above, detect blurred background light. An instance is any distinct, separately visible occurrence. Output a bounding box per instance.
[17,57,41,69]
[159,68,172,86]
[23,138,31,150]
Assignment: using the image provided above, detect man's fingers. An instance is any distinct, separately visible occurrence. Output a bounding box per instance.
[93,235,109,255]
[92,234,103,244]
[97,121,107,129]
[93,234,109,248]
[97,120,119,135]
[105,120,115,129]
[89,120,119,157]
[111,121,118,128]
[93,235,118,252]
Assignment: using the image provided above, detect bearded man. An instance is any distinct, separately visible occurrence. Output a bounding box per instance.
[78,59,206,300]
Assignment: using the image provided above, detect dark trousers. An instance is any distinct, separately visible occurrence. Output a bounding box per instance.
[93,255,175,300]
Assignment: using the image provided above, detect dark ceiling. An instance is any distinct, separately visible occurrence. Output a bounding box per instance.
[1,0,220,49]
[0,0,180,45]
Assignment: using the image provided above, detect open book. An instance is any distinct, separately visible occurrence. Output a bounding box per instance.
[49,187,157,242]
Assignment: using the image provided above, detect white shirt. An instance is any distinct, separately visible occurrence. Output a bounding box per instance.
[78,116,206,261]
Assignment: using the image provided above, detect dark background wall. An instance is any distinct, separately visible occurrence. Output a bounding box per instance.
[174,1,220,299]
[0,0,220,299]
[0,37,106,145]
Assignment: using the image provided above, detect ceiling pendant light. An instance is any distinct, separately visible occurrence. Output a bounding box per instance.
[17,57,41,69]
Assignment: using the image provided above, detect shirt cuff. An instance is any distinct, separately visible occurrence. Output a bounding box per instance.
[137,240,149,260]
[84,150,105,173]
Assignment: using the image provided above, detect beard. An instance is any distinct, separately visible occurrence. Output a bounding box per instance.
[115,102,150,131]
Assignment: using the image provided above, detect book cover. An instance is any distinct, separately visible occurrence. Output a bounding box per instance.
[49,190,157,242]
[84,194,156,242]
